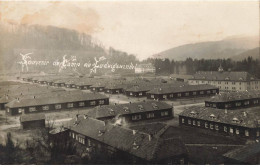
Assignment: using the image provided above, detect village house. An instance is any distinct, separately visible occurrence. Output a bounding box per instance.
[146,84,219,100]
[125,85,151,97]
[75,81,93,90]
[188,65,260,92]
[205,91,260,109]
[90,83,106,92]
[87,101,173,123]
[135,63,156,74]
[104,84,124,94]
[61,116,187,164]
[179,106,260,139]
[20,113,45,129]
[5,91,109,115]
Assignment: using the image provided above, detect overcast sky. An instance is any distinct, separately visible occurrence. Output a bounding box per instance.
[0,1,259,60]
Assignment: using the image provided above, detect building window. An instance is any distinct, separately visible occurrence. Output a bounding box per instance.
[146,113,154,118]
[42,105,49,111]
[99,100,105,105]
[55,104,62,109]
[253,100,259,104]
[212,104,216,108]
[257,131,259,137]
[207,91,211,94]
[197,121,200,127]
[67,103,74,108]
[236,102,241,107]
[79,102,85,107]
[90,101,96,106]
[151,95,154,98]
[212,90,216,93]
[245,130,249,136]
[130,92,133,96]
[72,132,75,139]
[193,92,197,95]
[244,101,250,105]
[215,124,219,130]
[230,127,233,134]
[205,122,208,128]
[29,107,36,112]
[132,115,142,120]
[188,119,191,125]
[6,108,10,113]
[236,129,239,135]
[224,126,227,132]
[161,111,169,116]
[169,94,173,98]
[163,95,167,99]
[192,120,196,125]
[99,88,103,91]
[92,88,96,91]
[200,91,204,95]
[185,92,189,96]
[225,104,231,108]
[139,92,143,96]
[232,82,236,85]
[88,139,91,146]
[205,103,210,107]
[210,123,214,129]
[18,108,24,114]
[182,118,185,123]
[177,93,181,97]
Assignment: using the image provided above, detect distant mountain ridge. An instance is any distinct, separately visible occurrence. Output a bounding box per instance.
[230,47,259,61]
[153,36,259,61]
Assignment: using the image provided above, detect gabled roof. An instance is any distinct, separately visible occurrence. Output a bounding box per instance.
[190,71,259,81]
[87,101,172,119]
[179,106,260,128]
[20,113,45,122]
[68,116,186,161]
[207,91,260,103]
[6,91,108,108]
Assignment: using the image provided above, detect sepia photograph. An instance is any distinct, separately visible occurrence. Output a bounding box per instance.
[0,0,259,165]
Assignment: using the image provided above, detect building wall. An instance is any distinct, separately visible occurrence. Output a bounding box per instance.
[125,91,148,97]
[205,98,260,109]
[146,89,219,100]
[21,119,45,129]
[188,80,260,92]
[179,116,260,139]
[6,98,109,116]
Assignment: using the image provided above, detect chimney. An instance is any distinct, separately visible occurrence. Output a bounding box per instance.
[76,114,79,122]
[148,134,152,141]
[133,130,136,135]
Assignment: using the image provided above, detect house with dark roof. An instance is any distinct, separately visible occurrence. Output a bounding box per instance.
[87,101,173,123]
[62,116,187,164]
[5,91,109,115]
[20,113,45,129]
[90,83,106,92]
[146,84,219,100]
[135,63,155,74]
[125,85,151,97]
[188,65,260,92]
[205,91,260,109]
[223,142,260,164]
[179,106,260,139]
[104,84,124,94]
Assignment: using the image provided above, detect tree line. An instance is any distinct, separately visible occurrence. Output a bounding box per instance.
[144,56,260,78]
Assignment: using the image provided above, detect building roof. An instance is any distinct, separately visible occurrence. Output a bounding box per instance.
[20,113,45,122]
[68,116,186,161]
[6,91,108,108]
[190,71,259,81]
[223,142,260,163]
[206,91,260,103]
[87,101,172,119]
[179,106,260,128]
[147,84,218,94]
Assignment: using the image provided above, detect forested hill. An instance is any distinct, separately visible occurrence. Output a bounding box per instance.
[154,36,259,61]
[0,23,137,74]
